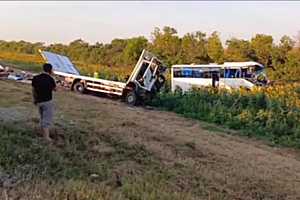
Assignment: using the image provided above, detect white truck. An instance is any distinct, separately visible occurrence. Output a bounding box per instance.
[39,49,167,105]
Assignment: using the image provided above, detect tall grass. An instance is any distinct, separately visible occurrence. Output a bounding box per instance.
[150,86,300,148]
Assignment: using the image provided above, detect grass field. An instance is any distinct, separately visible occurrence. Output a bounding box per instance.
[0,80,300,199]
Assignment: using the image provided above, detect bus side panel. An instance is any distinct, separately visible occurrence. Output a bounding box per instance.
[172,78,212,92]
[219,78,254,89]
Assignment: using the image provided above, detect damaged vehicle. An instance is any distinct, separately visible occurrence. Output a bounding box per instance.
[39,49,167,105]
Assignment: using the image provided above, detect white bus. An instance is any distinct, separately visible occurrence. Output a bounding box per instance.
[171,61,268,92]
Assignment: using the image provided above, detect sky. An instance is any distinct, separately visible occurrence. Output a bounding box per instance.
[0,1,300,45]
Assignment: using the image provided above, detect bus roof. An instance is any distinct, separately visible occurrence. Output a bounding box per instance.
[223,61,264,68]
[172,61,264,69]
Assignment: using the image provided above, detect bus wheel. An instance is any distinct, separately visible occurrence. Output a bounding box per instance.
[74,82,85,94]
[125,91,137,106]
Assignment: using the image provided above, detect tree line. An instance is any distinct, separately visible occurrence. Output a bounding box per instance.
[0,26,299,81]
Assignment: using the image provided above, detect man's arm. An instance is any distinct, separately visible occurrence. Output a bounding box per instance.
[31,77,37,104]
[51,77,57,91]
[32,87,38,105]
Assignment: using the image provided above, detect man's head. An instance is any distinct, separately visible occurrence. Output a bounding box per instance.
[43,63,53,74]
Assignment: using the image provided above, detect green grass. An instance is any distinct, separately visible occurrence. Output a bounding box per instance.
[150,88,300,149]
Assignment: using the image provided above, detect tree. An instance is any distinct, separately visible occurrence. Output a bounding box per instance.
[279,35,295,52]
[181,31,210,64]
[207,31,224,63]
[150,26,182,66]
[46,43,68,55]
[271,35,295,66]
[251,34,273,66]
[295,31,300,49]
[122,36,148,65]
[225,38,254,61]
[87,42,104,64]
[67,39,90,61]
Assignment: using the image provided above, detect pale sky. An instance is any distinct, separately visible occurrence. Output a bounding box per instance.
[0,1,299,45]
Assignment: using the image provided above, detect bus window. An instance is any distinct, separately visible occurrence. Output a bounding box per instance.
[182,68,193,77]
[220,69,225,78]
[173,68,182,78]
[192,69,202,78]
[173,67,220,78]
[241,68,247,78]
[235,69,241,78]
[173,68,202,78]
[224,68,239,78]
[203,71,211,78]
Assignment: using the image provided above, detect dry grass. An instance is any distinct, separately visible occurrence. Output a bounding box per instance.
[0,80,300,199]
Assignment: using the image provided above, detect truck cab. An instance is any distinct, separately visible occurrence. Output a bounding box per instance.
[124,50,167,104]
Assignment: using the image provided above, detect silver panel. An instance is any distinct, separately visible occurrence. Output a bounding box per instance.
[40,50,80,75]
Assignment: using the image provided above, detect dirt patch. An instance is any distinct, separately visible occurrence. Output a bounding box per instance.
[71,91,300,199]
[0,107,28,122]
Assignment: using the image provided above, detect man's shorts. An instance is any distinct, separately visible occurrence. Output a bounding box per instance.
[37,100,54,128]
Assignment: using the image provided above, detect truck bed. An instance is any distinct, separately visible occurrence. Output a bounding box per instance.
[55,71,126,96]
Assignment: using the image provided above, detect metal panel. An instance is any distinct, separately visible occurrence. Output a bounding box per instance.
[39,50,80,75]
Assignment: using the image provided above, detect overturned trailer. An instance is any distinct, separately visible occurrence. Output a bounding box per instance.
[39,50,167,105]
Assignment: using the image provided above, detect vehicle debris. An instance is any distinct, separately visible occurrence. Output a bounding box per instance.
[0,64,34,83]
[0,65,10,78]
[7,74,23,81]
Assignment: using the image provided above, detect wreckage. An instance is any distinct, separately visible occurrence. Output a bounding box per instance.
[39,50,167,105]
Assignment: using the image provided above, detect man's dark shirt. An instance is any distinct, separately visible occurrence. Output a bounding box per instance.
[32,73,56,103]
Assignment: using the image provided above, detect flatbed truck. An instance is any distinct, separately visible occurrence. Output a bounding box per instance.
[39,49,167,105]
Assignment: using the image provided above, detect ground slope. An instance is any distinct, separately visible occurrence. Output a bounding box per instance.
[0,80,299,200]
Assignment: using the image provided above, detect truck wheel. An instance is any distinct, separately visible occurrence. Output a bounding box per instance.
[73,82,85,94]
[155,75,166,91]
[158,75,166,84]
[125,91,137,106]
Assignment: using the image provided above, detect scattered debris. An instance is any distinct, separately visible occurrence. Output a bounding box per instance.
[0,65,9,78]
[0,72,9,78]
[0,65,34,83]
[7,74,23,81]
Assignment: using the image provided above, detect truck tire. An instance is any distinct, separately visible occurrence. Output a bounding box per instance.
[155,75,166,91]
[125,91,137,106]
[73,82,85,94]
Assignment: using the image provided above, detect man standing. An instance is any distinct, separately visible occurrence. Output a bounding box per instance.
[32,63,56,142]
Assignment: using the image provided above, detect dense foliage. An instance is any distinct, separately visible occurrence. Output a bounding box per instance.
[150,85,300,148]
[0,26,300,81]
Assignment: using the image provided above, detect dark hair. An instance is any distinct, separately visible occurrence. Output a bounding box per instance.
[43,63,53,73]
